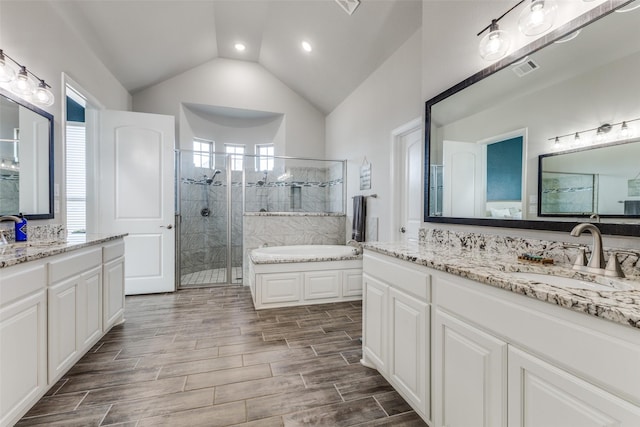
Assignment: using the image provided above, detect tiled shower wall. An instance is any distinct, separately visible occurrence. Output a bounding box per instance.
[179,162,345,278]
[0,176,19,215]
[244,166,344,213]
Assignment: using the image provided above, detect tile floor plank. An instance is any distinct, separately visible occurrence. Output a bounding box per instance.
[17,285,424,427]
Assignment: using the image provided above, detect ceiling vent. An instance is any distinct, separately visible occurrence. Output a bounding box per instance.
[335,0,360,15]
[512,58,540,77]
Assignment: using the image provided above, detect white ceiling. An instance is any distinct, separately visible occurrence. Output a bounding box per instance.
[51,0,422,114]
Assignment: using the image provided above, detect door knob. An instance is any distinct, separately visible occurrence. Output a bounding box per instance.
[400,226,406,233]
[161,224,173,229]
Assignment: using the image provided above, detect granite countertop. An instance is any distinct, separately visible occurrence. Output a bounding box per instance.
[364,241,640,330]
[250,247,362,264]
[244,212,346,217]
[0,233,127,269]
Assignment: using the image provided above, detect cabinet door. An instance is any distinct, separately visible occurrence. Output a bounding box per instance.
[304,271,340,300]
[78,266,103,349]
[433,309,507,427]
[389,288,429,419]
[103,256,125,331]
[48,277,79,383]
[362,274,388,372]
[260,273,301,305]
[0,291,47,427]
[508,346,640,427]
[343,270,363,297]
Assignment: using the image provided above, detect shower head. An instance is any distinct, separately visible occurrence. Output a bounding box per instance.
[204,170,222,185]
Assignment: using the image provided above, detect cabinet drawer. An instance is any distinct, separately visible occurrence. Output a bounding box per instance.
[364,251,430,301]
[0,262,46,307]
[48,248,102,283]
[103,240,125,263]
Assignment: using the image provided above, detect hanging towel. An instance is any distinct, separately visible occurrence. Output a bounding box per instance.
[352,195,366,242]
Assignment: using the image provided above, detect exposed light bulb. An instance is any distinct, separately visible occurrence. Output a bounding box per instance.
[234,43,246,52]
[301,41,312,53]
[479,20,510,61]
[10,66,35,97]
[518,0,557,36]
[554,136,560,146]
[33,80,54,107]
[0,50,16,83]
[573,132,581,146]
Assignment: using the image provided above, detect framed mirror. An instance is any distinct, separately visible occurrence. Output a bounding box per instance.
[424,1,640,237]
[0,87,54,219]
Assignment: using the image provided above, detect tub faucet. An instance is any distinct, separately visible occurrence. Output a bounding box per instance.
[570,222,605,274]
[0,215,21,245]
[347,239,363,255]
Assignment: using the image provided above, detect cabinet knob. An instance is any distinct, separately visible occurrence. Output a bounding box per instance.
[400,226,406,233]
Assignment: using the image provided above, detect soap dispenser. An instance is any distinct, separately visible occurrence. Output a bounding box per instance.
[15,213,27,241]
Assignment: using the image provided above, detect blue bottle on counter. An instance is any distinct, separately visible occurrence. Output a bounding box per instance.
[15,213,27,241]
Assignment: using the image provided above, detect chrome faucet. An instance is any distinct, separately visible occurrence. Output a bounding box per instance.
[569,222,625,278]
[347,239,363,255]
[0,215,21,245]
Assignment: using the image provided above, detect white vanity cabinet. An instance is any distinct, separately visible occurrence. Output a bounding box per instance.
[362,251,431,421]
[433,309,507,427]
[0,237,126,427]
[48,247,103,383]
[508,346,640,427]
[362,249,640,427]
[0,262,47,427]
[102,240,125,331]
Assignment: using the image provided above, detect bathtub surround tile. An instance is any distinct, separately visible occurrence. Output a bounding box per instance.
[18,286,420,426]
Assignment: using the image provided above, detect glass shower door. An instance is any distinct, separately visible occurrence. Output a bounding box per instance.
[177,150,235,287]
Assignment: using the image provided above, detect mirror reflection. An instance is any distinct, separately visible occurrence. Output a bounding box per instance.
[0,89,53,218]
[540,139,640,217]
[426,5,640,224]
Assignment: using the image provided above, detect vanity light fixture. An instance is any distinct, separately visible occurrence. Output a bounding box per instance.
[518,0,558,36]
[0,48,54,107]
[549,118,640,147]
[10,66,35,97]
[478,19,511,61]
[0,50,15,83]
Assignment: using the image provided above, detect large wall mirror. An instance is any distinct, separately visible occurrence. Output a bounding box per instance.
[0,88,54,219]
[425,1,640,237]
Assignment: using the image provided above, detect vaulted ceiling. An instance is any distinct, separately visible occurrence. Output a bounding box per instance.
[52,0,422,114]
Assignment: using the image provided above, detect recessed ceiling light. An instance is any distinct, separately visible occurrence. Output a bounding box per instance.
[301,41,312,53]
[235,43,246,52]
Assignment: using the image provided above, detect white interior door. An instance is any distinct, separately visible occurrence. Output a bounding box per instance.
[98,110,175,295]
[443,140,484,217]
[398,128,422,241]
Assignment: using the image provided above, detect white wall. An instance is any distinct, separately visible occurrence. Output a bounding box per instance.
[325,29,423,242]
[0,0,131,224]
[180,106,285,156]
[132,58,325,159]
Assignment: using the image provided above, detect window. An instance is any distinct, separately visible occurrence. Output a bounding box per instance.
[193,138,213,168]
[66,122,86,233]
[255,143,274,171]
[225,144,245,171]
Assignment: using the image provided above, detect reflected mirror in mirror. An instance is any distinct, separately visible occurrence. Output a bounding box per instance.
[539,139,640,217]
[0,88,53,219]
[425,2,640,236]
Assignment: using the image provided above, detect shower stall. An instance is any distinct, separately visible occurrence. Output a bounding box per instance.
[175,150,345,288]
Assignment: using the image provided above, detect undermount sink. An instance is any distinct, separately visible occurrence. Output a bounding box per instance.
[511,272,633,292]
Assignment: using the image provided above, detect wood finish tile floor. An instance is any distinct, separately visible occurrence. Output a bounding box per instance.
[17,286,427,427]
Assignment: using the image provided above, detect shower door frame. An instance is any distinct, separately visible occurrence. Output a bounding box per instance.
[175,150,241,287]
